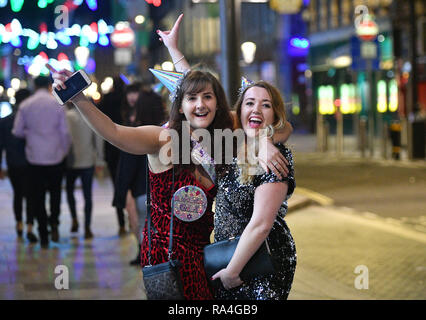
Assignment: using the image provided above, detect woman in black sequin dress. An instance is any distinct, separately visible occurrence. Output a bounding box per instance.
[212,81,297,300]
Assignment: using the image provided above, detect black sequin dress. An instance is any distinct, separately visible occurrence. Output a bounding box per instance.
[213,143,297,300]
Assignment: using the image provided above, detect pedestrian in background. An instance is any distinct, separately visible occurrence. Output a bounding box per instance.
[0,88,38,243]
[65,102,104,239]
[97,76,127,236]
[12,76,71,248]
[113,82,166,265]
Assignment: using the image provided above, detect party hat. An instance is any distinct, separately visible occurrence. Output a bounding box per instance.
[149,68,184,101]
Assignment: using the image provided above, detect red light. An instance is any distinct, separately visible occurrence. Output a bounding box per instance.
[145,0,161,6]
[58,53,69,61]
[39,51,49,60]
[90,22,98,33]
[334,99,341,107]
[39,22,48,33]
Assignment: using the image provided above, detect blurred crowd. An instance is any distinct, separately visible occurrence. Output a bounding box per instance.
[0,75,166,266]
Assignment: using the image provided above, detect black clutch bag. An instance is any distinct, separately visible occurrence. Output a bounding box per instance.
[203,236,276,283]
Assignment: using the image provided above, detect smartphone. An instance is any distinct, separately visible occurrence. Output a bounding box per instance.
[52,69,92,105]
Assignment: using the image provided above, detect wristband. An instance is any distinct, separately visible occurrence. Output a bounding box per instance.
[173,55,185,65]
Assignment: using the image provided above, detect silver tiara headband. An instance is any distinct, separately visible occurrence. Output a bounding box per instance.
[238,76,255,97]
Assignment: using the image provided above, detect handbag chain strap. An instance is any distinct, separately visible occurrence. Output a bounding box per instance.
[146,160,175,266]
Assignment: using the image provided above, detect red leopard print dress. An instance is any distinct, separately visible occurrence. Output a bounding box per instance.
[141,167,216,300]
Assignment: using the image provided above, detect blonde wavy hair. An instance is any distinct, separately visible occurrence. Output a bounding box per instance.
[234,81,287,184]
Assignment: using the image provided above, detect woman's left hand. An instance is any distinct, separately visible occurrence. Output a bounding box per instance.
[211,268,243,290]
[258,138,289,178]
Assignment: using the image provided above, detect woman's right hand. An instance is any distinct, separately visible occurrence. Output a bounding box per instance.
[157,13,183,50]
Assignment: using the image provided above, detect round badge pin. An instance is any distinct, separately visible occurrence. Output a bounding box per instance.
[172,185,207,222]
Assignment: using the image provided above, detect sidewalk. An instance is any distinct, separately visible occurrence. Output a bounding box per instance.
[1,174,425,300]
[286,205,426,300]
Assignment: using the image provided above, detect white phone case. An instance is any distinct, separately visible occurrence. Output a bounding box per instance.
[52,69,92,105]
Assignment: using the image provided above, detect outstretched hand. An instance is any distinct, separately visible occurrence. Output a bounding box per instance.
[157,13,183,50]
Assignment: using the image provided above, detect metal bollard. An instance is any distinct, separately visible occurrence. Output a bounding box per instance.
[359,117,368,158]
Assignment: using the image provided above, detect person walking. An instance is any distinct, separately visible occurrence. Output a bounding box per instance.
[97,76,127,236]
[12,76,71,248]
[65,102,104,239]
[0,88,38,243]
[113,82,166,265]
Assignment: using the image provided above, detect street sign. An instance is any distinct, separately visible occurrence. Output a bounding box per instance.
[114,48,132,66]
[351,36,380,71]
[111,22,135,48]
[356,14,378,42]
[361,42,377,59]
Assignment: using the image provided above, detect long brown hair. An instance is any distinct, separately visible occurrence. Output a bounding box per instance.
[168,70,234,175]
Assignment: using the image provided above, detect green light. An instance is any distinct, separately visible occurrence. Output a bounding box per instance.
[38,0,47,8]
[318,85,335,115]
[11,0,25,12]
[377,80,387,113]
[389,79,398,112]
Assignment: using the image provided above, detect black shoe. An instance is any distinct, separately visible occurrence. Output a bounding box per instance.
[26,232,38,243]
[129,254,141,266]
[40,241,49,249]
[16,223,23,238]
[51,227,59,242]
[118,227,127,237]
[70,219,79,233]
[84,228,93,240]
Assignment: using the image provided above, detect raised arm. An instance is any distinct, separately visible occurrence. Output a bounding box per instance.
[157,13,191,73]
[47,65,166,156]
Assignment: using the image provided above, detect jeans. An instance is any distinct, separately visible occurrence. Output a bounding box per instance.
[8,166,33,225]
[65,167,94,228]
[28,161,65,243]
[135,194,147,244]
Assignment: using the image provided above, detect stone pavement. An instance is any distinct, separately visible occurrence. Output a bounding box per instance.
[0,173,425,300]
[286,205,426,300]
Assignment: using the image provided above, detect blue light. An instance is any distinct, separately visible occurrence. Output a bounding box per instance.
[73,0,84,5]
[56,32,72,46]
[120,74,130,85]
[11,36,22,47]
[290,37,310,49]
[0,0,7,8]
[98,34,109,46]
[86,0,97,11]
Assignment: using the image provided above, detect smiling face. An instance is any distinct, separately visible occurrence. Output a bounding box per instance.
[240,86,275,138]
[179,83,217,130]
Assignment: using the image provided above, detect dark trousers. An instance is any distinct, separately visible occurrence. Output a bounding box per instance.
[66,167,94,228]
[28,161,65,243]
[8,166,33,225]
[106,146,125,228]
